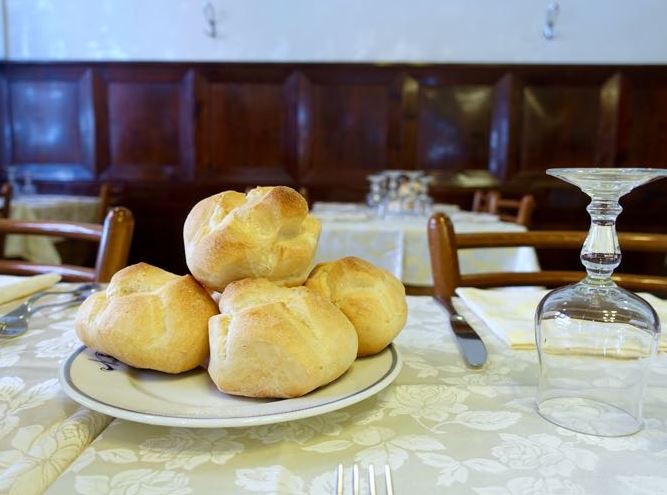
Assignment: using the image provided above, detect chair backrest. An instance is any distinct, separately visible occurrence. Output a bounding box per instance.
[427,212,667,299]
[472,190,491,213]
[487,192,536,227]
[0,206,134,282]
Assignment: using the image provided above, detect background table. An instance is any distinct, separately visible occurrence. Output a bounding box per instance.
[3,195,101,265]
[312,203,540,287]
[3,281,667,494]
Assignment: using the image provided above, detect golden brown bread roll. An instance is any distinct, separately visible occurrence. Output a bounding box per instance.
[75,263,219,373]
[208,278,358,398]
[183,186,321,291]
[305,256,407,357]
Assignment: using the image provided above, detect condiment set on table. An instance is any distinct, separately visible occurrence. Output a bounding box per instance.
[366,170,434,217]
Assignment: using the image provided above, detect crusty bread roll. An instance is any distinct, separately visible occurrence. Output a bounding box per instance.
[208,278,358,398]
[183,186,321,291]
[305,256,407,357]
[75,263,219,374]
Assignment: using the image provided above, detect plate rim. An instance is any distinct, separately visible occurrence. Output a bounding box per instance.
[58,344,402,428]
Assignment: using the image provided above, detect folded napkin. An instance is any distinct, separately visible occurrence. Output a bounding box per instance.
[456,287,667,352]
[0,273,62,305]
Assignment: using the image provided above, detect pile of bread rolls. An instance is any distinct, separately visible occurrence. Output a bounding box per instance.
[75,186,407,398]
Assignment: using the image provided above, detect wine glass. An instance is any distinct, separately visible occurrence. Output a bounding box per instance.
[536,168,667,437]
[366,174,386,213]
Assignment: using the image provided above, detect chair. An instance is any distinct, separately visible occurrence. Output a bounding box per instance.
[472,190,491,213]
[0,206,134,282]
[427,212,667,300]
[487,192,535,227]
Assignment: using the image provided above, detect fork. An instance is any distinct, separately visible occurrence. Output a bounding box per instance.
[334,463,394,495]
[0,283,101,338]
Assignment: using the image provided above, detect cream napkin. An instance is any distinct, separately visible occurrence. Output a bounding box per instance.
[0,273,62,305]
[456,287,667,352]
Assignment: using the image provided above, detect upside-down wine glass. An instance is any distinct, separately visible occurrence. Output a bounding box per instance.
[536,168,667,437]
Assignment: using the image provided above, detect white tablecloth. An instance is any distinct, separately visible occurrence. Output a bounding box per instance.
[313,205,539,286]
[3,281,667,494]
[4,195,101,264]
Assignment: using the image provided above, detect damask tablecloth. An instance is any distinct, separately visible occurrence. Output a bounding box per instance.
[313,210,540,286]
[3,195,101,264]
[2,290,664,494]
[0,284,112,495]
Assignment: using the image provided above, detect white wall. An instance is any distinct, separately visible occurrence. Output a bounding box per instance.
[3,0,667,64]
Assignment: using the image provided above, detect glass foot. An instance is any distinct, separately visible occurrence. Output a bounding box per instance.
[537,397,643,437]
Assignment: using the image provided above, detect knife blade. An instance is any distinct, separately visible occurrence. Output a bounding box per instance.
[434,296,487,369]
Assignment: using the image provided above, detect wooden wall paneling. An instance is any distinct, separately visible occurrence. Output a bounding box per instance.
[99,65,194,181]
[395,74,419,171]
[199,65,298,186]
[518,71,605,174]
[626,71,667,168]
[488,73,524,182]
[297,66,400,188]
[596,73,631,167]
[0,68,9,170]
[179,69,197,181]
[411,69,495,174]
[3,64,95,180]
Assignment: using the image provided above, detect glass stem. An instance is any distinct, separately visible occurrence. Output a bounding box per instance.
[581,199,622,281]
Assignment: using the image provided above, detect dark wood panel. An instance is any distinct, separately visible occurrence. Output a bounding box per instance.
[98,67,194,181]
[202,71,297,184]
[299,69,402,186]
[519,84,601,171]
[628,86,667,167]
[0,67,95,179]
[416,84,493,171]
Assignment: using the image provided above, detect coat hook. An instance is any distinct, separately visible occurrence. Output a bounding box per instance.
[203,1,219,39]
[543,1,560,40]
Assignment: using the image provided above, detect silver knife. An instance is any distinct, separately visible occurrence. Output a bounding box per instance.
[434,296,487,369]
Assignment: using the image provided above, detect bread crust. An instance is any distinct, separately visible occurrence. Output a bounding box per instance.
[208,278,358,398]
[75,263,219,373]
[305,256,407,356]
[183,186,321,291]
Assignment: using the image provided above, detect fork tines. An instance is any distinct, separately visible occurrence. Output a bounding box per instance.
[335,463,394,495]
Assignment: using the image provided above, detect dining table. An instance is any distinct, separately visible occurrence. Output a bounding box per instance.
[2,277,667,495]
[3,194,101,265]
[311,203,540,287]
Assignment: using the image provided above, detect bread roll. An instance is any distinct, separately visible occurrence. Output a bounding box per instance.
[183,186,321,291]
[208,278,358,398]
[305,256,407,356]
[75,263,219,373]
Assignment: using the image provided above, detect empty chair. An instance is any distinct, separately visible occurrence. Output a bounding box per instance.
[0,206,135,282]
[487,192,535,227]
[471,190,491,213]
[427,212,667,300]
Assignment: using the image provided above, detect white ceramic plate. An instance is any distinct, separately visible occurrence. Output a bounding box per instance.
[59,345,402,428]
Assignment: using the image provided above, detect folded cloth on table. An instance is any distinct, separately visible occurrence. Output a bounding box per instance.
[0,273,62,304]
[456,287,667,352]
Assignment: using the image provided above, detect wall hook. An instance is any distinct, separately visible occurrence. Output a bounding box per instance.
[203,1,220,39]
[543,1,560,40]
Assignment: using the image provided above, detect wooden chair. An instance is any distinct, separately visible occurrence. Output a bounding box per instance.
[487,192,535,227]
[0,206,134,283]
[472,190,491,213]
[427,212,667,299]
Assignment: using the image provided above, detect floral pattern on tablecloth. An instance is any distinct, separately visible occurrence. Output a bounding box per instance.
[0,287,112,495]
[40,296,667,495]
